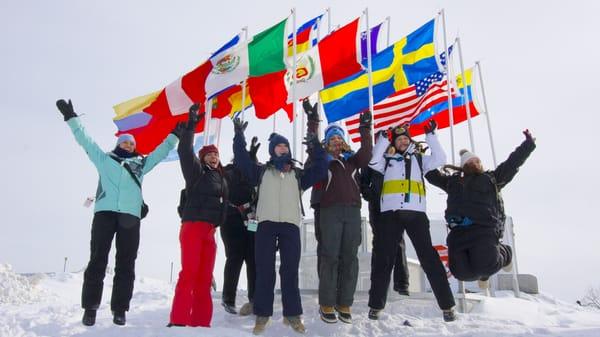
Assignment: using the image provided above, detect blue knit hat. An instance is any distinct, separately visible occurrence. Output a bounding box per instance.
[116,133,136,146]
[324,124,345,144]
[268,133,290,157]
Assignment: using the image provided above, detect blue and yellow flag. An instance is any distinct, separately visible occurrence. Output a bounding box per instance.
[320,19,440,123]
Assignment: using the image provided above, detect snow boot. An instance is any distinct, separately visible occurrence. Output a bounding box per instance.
[283,315,306,334]
[112,311,126,326]
[82,309,96,326]
[394,285,410,296]
[368,308,382,320]
[221,301,238,315]
[443,308,457,322]
[239,302,253,316]
[319,305,337,323]
[253,316,270,335]
[335,305,352,324]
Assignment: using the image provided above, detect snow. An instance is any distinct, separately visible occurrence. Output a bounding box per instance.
[1,263,599,337]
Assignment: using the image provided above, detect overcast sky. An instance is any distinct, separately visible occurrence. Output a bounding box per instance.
[1,0,598,303]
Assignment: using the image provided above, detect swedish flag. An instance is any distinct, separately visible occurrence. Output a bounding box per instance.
[320,19,441,123]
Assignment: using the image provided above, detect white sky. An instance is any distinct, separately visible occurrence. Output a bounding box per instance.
[1,0,599,303]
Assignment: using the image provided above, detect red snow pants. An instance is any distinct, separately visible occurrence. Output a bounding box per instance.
[169,221,217,327]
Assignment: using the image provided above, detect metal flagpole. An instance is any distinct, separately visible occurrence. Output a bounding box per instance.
[455,36,475,152]
[439,9,456,165]
[475,61,520,298]
[475,61,498,167]
[204,98,213,146]
[364,8,375,133]
[385,16,390,46]
[240,26,249,122]
[291,8,298,159]
[439,8,467,311]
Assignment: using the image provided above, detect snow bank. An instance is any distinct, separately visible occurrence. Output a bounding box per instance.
[0,264,45,305]
[1,269,600,337]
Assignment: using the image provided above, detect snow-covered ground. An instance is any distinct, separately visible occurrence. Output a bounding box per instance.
[1,263,599,337]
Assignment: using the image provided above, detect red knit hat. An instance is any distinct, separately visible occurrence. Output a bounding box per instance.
[199,144,219,161]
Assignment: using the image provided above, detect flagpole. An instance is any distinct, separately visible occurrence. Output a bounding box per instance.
[385,16,391,46]
[215,118,222,148]
[475,61,498,167]
[440,9,456,165]
[326,7,331,35]
[204,98,213,146]
[240,26,249,122]
[455,36,475,153]
[291,8,298,159]
[364,8,375,141]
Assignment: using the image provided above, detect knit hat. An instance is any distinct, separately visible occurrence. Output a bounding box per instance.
[390,124,411,144]
[268,133,290,157]
[324,124,345,144]
[459,149,478,168]
[116,133,136,146]
[199,144,219,162]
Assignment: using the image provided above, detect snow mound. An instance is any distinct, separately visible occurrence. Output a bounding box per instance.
[0,264,46,305]
[1,270,600,337]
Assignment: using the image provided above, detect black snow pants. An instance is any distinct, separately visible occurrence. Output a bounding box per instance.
[368,204,409,292]
[369,210,455,310]
[447,226,512,281]
[220,209,256,306]
[81,211,140,312]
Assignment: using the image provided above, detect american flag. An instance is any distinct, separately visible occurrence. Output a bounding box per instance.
[345,47,454,142]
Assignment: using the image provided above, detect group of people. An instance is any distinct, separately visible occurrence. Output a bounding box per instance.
[56,96,535,334]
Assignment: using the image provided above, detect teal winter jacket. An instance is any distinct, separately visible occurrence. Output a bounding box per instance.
[67,117,178,218]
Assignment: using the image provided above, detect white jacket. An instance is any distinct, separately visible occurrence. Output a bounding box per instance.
[369,133,446,213]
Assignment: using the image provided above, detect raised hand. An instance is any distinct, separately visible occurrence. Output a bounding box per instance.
[424,119,437,134]
[359,110,372,128]
[302,98,319,121]
[233,117,248,134]
[249,136,261,160]
[523,129,535,142]
[56,99,77,121]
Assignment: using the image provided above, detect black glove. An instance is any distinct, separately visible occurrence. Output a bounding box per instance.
[523,129,535,143]
[232,117,248,134]
[359,110,372,128]
[186,103,202,130]
[302,98,319,122]
[303,132,321,151]
[248,136,261,161]
[56,99,77,121]
[424,119,437,134]
[171,121,186,138]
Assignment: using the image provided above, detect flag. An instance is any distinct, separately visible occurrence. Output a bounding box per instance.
[409,67,481,136]
[345,72,453,142]
[287,14,322,57]
[243,18,298,119]
[344,47,454,142]
[320,19,440,123]
[284,17,363,103]
[209,82,253,119]
[205,34,248,99]
[360,22,384,66]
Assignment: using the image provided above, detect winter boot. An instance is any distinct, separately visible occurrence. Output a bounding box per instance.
[221,301,238,315]
[319,305,337,323]
[443,308,457,322]
[239,302,253,316]
[253,316,270,335]
[368,308,382,320]
[335,305,352,324]
[394,286,410,296]
[283,316,306,334]
[112,311,126,326]
[82,309,96,326]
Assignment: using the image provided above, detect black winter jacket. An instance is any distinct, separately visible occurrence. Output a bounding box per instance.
[426,137,536,235]
[178,128,228,225]
[223,163,255,218]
